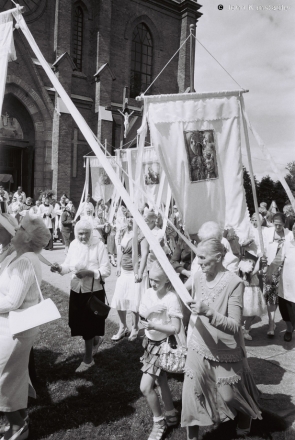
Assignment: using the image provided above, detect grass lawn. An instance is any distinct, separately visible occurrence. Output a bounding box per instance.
[1,282,292,440]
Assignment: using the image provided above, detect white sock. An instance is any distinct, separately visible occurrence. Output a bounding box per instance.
[153,415,164,423]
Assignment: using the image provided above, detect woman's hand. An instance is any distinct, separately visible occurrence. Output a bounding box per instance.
[134,274,142,283]
[181,269,191,278]
[140,319,155,331]
[51,263,61,273]
[116,269,121,277]
[188,299,210,316]
[75,269,94,279]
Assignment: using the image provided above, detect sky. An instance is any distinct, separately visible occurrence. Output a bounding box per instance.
[193,0,295,181]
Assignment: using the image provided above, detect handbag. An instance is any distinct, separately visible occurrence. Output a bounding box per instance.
[158,333,187,374]
[86,275,111,319]
[9,260,61,336]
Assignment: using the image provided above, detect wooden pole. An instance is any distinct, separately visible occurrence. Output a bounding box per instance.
[240,95,265,255]
[189,24,195,93]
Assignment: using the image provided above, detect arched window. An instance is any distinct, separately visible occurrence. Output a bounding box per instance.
[73,6,84,71]
[130,23,153,98]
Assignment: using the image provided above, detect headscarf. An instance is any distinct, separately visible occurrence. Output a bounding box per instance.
[71,219,98,271]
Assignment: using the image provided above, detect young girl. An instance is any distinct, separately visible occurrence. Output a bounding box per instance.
[139,260,182,440]
[238,250,266,340]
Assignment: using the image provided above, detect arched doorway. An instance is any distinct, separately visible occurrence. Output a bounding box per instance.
[0,94,35,197]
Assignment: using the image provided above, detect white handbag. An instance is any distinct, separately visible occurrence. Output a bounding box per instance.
[9,261,61,336]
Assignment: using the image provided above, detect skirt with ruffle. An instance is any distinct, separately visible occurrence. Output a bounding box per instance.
[243,286,267,317]
[181,349,262,427]
[140,337,166,377]
[111,269,148,313]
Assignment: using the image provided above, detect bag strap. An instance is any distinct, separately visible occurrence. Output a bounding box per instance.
[91,273,109,306]
[25,257,44,302]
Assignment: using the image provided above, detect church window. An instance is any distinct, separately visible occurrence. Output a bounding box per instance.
[73,6,84,71]
[130,23,153,98]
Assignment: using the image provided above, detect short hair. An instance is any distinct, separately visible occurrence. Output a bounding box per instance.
[22,215,51,253]
[197,238,225,260]
[144,210,157,222]
[198,221,223,241]
[273,212,285,223]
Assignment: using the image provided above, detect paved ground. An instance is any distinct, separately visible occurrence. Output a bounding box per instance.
[41,242,295,434]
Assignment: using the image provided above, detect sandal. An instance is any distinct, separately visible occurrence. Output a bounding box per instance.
[165,410,179,427]
[128,329,139,342]
[75,360,95,373]
[111,328,129,342]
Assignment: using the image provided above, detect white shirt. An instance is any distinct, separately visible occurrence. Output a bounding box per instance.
[38,204,55,228]
[139,288,183,341]
[60,238,111,293]
[279,240,295,302]
[13,191,26,202]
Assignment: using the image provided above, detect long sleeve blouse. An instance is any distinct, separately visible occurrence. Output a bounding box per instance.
[190,270,244,363]
[0,252,42,337]
[60,238,111,293]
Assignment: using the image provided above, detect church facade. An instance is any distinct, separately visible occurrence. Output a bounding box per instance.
[0,0,202,205]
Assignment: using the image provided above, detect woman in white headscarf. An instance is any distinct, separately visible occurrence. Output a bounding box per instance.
[51,219,111,372]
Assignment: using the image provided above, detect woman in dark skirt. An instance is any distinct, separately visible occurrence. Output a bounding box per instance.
[51,219,111,372]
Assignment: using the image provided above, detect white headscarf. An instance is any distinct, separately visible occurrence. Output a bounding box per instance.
[71,219,98,271]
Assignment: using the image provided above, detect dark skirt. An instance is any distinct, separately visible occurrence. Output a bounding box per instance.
[69,289,105,340]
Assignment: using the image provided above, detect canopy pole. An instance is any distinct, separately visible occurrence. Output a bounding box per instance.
[190,24,195,93]
[239,95,265,255]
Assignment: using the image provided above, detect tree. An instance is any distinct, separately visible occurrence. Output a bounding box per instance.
[285,161,295,193]
[243,167,258,216]
[257,175,276,208]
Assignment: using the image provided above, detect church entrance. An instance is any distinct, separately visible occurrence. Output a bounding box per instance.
[0,94,35,197]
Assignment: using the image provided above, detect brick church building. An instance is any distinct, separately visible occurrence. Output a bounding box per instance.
[0,0,202,206]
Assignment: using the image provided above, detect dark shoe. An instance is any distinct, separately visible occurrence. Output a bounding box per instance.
[284,331,292,342]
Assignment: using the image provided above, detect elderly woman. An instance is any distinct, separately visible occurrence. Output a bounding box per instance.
[51,219,111,372]
[182,239,261,440]
[263,212,293,337]
[0,214,51,440]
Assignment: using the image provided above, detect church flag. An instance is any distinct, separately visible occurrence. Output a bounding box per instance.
[143,91,251,240]
[89,156,116,203]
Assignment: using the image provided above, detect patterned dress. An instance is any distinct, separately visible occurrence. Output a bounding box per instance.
[181,271,261,427]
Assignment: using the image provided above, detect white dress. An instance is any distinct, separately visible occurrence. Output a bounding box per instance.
[278,240,295,303]
[243,274,267,317]
[0,252,41,411]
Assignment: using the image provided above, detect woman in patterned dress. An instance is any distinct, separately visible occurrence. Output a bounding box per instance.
[182,238,261,440]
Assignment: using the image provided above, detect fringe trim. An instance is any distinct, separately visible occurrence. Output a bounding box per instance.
[189,338,243,363]
[216,374,241,387]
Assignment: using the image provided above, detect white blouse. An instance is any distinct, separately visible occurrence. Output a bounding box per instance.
[0,252,41,337]
[139,288,183,341]
[60,239,111,293]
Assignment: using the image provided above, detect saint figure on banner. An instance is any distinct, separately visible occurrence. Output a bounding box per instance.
[144,162,160,185]
[184,130,218,182]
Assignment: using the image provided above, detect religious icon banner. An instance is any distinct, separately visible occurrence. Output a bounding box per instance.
[118,146,168,209]
[89,156,116,202]
[143,92,251,239]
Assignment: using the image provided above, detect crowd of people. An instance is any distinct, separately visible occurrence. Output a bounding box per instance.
[0,186,295,440]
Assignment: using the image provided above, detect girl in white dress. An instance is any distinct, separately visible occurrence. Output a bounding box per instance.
[238,250,266,340]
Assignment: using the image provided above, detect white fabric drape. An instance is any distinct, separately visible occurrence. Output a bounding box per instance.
[0,10,16,116]
[143,93,251,240]
[89,155,116,203]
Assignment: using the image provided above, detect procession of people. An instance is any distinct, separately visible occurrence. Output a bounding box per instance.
[0,188,295,440]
